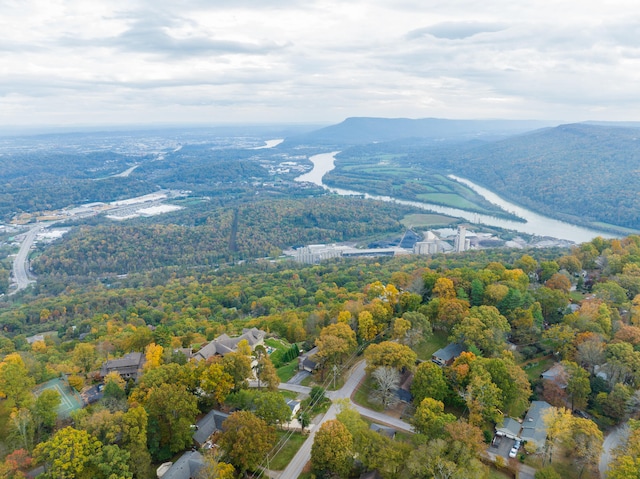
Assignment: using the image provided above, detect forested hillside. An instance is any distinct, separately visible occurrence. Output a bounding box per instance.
[326,122,640,232]
[31,197,419,279]
[446,123,640,230]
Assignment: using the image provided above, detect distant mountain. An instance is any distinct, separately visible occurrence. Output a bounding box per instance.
[287,117,557,146]
[448,123,640,231]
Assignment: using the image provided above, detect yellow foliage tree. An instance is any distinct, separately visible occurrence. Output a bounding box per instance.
[144,343,164,370]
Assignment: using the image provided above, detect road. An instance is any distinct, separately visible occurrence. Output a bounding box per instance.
[9,224,41,295]
[278,360,413,479]
[599,423,629,478]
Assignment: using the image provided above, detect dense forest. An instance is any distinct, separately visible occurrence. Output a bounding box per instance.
[31,196,420,280]
[2,235,640,478]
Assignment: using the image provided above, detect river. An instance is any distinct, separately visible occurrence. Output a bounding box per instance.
[295,152,615,244]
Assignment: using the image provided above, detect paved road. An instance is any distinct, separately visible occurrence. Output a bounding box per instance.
[9,224,41,295]
[599,423,629,478]
[279,361,368,479]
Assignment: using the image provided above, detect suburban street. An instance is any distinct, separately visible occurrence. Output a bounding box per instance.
[278,360,413,479]
[599,423,629,478]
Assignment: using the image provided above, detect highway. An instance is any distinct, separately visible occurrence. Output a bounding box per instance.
[9,224,41,295]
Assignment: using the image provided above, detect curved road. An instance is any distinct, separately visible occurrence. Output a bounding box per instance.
[278,361,412,479]
[9,224,41,295]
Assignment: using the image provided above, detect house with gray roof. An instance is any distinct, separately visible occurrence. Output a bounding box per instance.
[193,328,266,362]
[158,450,205,479]
[520,401,553,451]
[495,417,522,440]
[432,343,464,366]
[541,363,568,389]
[192,409,229,447]
[370,423,396,439]
[100,352,145,381]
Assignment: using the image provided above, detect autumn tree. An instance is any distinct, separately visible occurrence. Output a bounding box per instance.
[255,354,279,391]
[72,343,97,374]
[200,362,234,406]
[432,277,456,299]
[391,317,411,343]
[144,342,164,370]
[222,351,253,391]
[311,419,353,479]
[219,411,275,474]
[0,353,35,408]
[34,426,102,479]
[315,322,357,374]
[364,341,417,374]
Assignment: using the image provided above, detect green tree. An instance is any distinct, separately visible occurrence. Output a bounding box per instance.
[411,360,449,404]
[466,371,503,426]
[311,419,353,478]
[144,383,199,460]
[33,389,61,433]
[562,361,591,411]
[412,397,456,437]
[451,305,510,356]
[254,391,291,426]
[219,411,275,474]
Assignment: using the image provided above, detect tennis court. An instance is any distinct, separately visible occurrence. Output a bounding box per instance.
[33,377,84,418]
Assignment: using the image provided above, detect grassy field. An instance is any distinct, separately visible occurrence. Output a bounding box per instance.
[353,375,384,412]
[413,331,450,361]
[416,192,489,211]
[276,361,299,382]
[401,213,458,228]
[521,356,554,382]
[269,430,308,470]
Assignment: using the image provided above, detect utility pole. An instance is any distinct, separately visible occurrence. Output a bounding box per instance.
[332,364,338,389]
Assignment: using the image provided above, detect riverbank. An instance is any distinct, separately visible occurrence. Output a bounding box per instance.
[296,152,616,244]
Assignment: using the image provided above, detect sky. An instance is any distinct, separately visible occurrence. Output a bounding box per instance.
[1,0,640,127]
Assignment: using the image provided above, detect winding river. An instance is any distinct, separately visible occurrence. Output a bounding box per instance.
[295,152,616,244]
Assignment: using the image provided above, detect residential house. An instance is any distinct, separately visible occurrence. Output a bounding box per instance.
[298,346,319,372]
[100,352,146,381]
[192,409,229,448]
[431,343,464,366]
[519,401,553,451]
[192,328,266,362]
[287,399,301,417]
[157,450,205,479]
[541,363,568,389]
[370,423,396,439]
[495,417,522,440]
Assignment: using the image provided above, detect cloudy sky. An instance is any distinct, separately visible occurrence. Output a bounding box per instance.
[1,0,639,127]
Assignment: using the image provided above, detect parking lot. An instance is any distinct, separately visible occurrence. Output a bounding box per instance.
[490,434,519,459]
